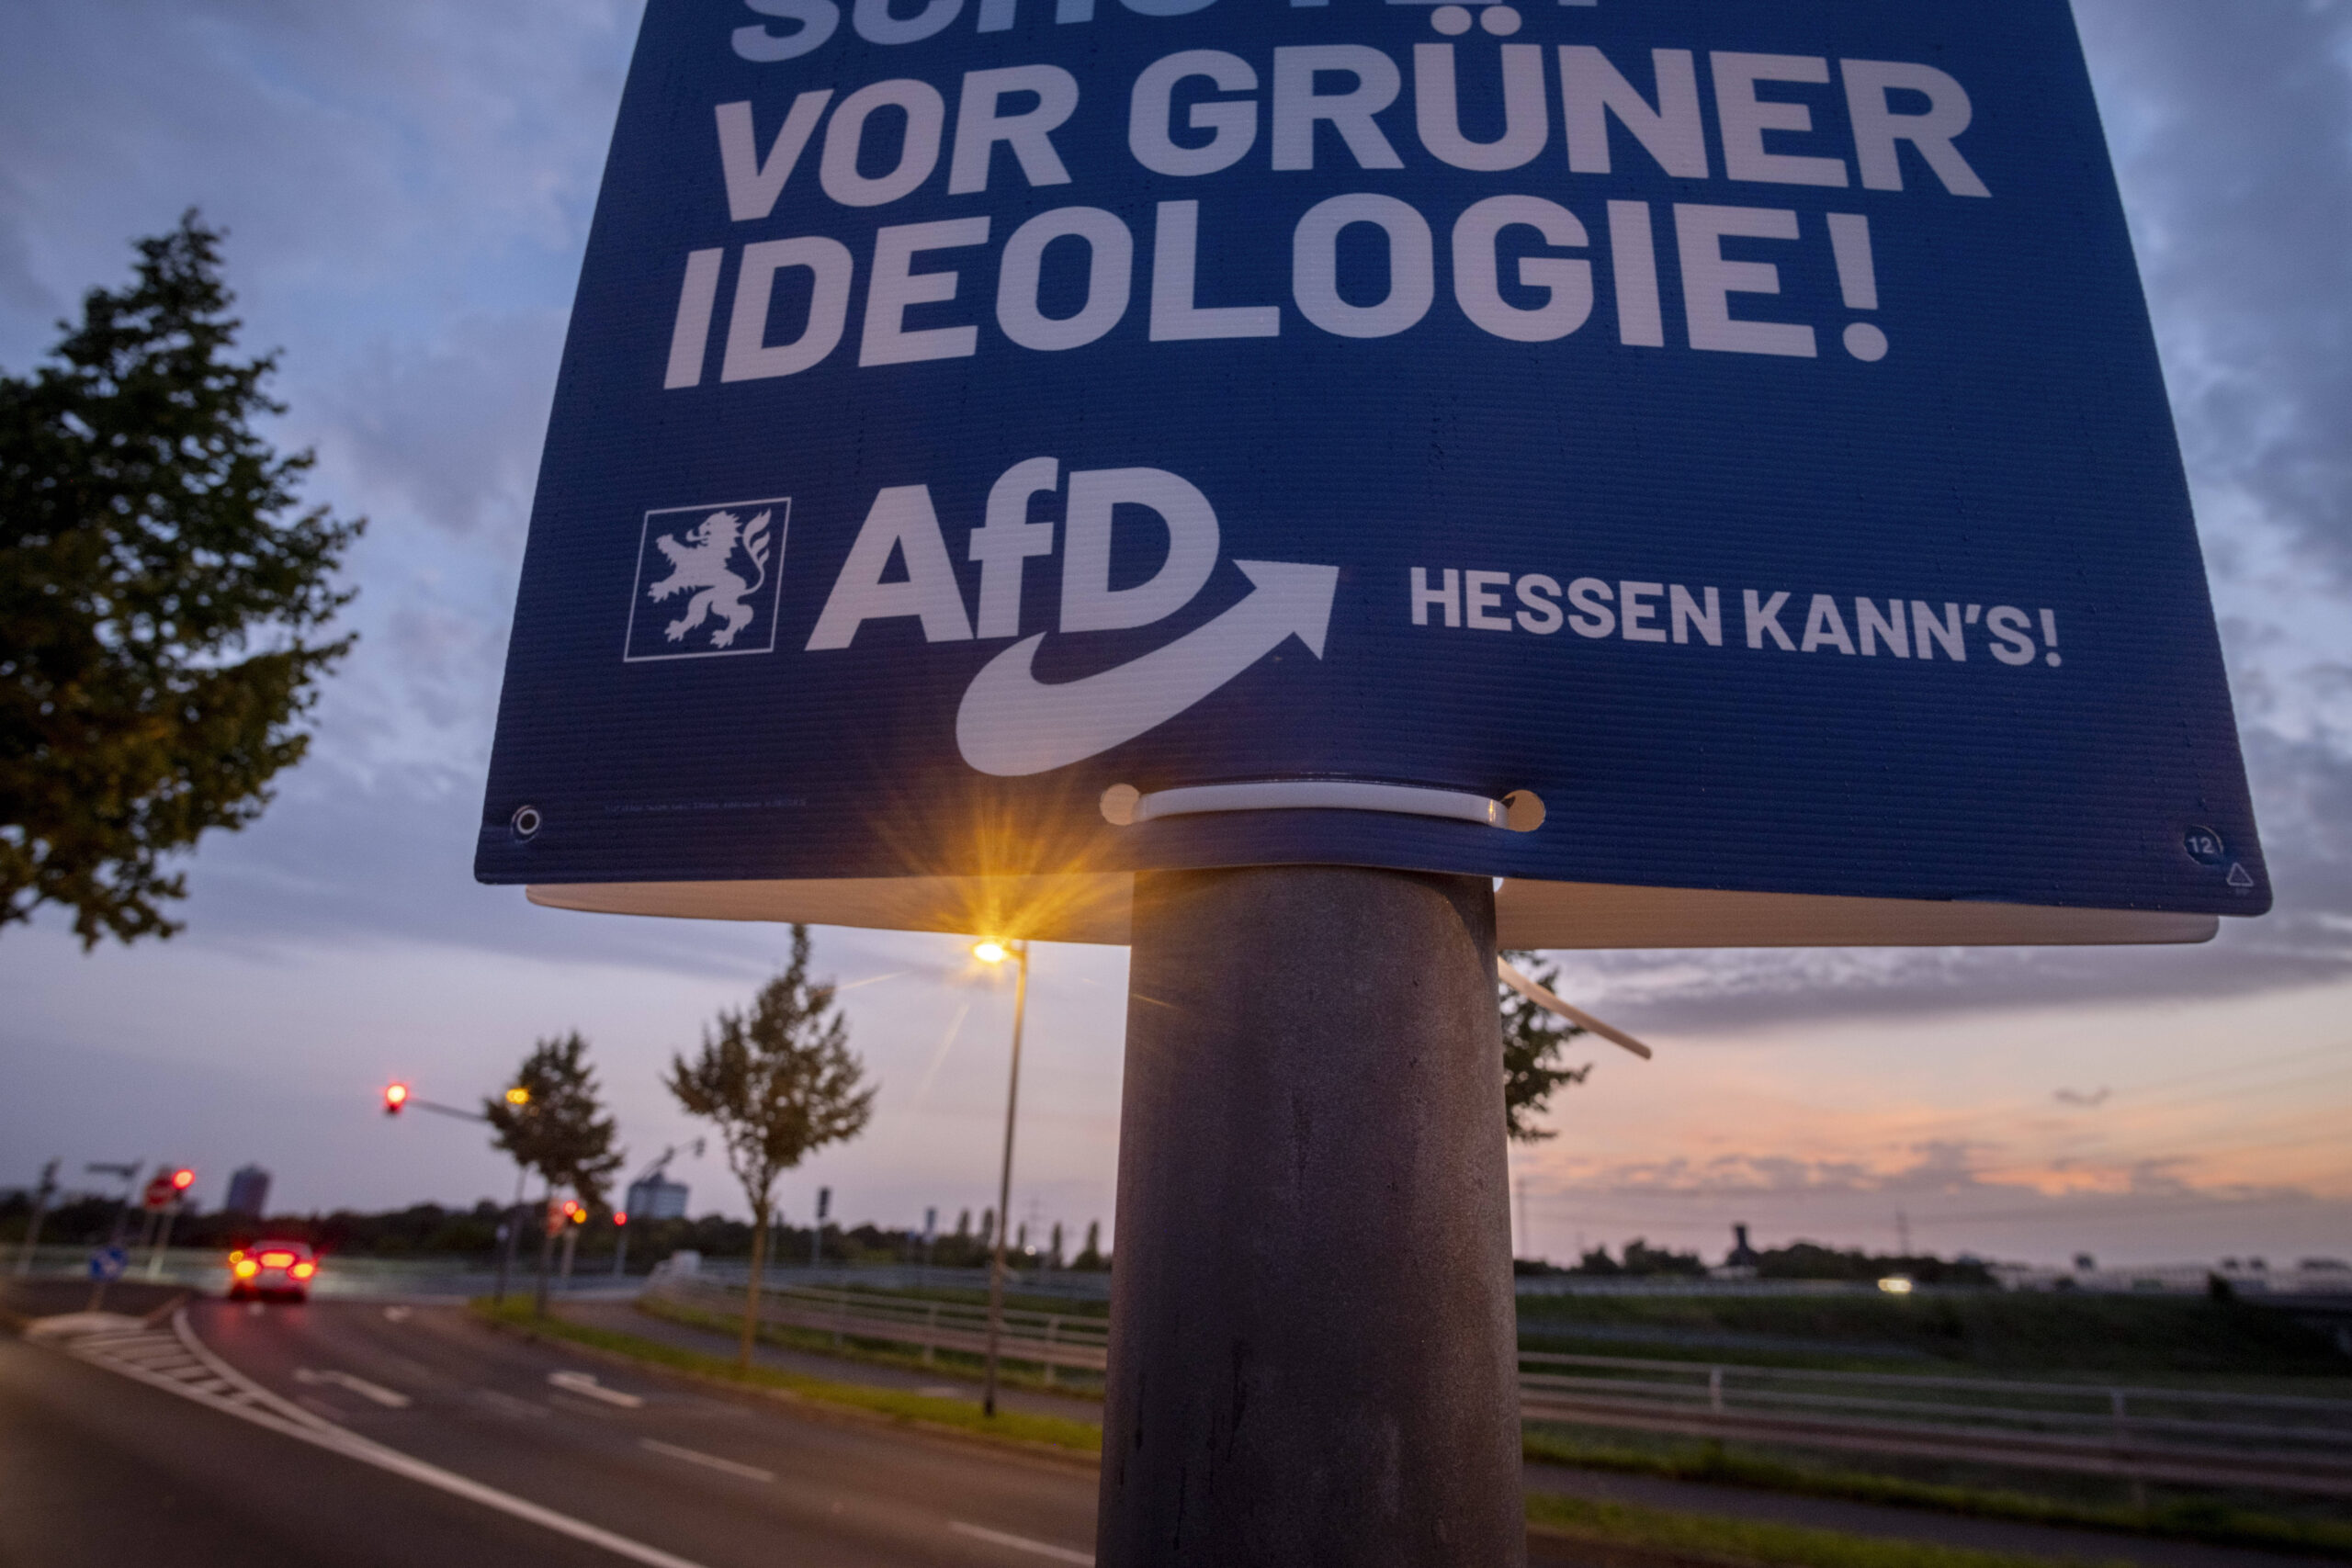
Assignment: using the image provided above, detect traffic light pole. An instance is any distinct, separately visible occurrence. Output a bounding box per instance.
[494,1163,526,1307]
[1095,866,1524,1567]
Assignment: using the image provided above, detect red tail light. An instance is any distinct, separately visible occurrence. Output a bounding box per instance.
[290,1262,316,1280]
[260,1251,295,1268]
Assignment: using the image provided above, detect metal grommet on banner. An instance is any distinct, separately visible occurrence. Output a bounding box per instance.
[510,805,543,840]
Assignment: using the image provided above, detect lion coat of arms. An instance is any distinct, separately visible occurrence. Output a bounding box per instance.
[644,507,775,649]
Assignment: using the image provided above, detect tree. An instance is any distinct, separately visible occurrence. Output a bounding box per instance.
[666,924,876,1367]
[1,212,363,946]
[1499,949,1592,1143]
[486,1032,624,1313]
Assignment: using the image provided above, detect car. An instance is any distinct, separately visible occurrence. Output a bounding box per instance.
[227,1240,318,1302]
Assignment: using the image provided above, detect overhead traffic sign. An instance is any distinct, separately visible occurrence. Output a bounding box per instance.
[478,0,2266,945]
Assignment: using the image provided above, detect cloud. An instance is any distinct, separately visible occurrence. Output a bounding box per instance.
[2075,0,2352,584]
[322,311,567,542]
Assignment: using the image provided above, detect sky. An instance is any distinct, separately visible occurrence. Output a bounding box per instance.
[2,2,2347,1270]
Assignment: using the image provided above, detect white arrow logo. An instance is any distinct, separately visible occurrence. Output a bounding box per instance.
[956,560,1340,777]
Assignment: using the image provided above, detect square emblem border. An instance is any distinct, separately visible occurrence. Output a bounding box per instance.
[622,494,793,663]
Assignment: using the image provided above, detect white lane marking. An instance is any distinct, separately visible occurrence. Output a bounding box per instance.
[638,1438,774,1483]
[917,1386,964,1398]
[384,1306,413,1323]
[297,1368,413,1407]
[549,1371,645,1408]
[61,1309,715,1568]
[949,1521,1095,1564]
[474,1390,551,1420]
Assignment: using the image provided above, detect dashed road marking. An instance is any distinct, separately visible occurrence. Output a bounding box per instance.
[639,1438,774,1483]
[950,1520,1095,1564]
[549,1370,645,1408]
[297,1368,413,1407]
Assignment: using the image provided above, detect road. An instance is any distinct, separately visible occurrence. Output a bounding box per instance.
[6,1296,2310,1568]
[2,1299,1101,1568]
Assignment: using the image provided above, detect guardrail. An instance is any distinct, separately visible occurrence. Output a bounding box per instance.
[1517,1351,2352,1498]
[658,1276,1110,1385]
[655,1278,2352,1497]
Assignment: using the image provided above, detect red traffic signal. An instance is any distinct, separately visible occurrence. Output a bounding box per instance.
[613,1211,628,1227]
[169,1168,196,1191]
[383,1082,410,1116]
[561,1199,587,1225]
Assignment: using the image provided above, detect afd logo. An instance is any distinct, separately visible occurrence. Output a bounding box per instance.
[624,497,791,661]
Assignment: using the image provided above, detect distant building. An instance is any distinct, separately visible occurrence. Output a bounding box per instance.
[626,1174,689,1221]
[223,1165,271,1218]
[1726,1223,1761,1269]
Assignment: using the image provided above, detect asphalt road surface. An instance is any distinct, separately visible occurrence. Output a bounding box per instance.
[2,1298,1102,1568]
[12,1296,2299,1568]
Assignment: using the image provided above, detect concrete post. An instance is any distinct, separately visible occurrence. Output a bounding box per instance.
[1097,865,1524,1568]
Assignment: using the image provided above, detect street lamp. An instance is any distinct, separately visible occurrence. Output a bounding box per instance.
[973,935,1029,1418]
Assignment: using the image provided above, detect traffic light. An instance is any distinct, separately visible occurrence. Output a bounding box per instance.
[561,1198,586,1225]
[169,1168,196,1192]
[613,1211,628,1227]
[383,1082,411,1116]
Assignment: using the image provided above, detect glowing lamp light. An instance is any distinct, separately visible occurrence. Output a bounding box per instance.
[613,1212,628,1227]
[233,1258,259,1279]
[504,1086,531,1106]
[384,1082,411,1114]
[1877,1275,1916,1295]
[261,1251,295,1268]
[973,940,1009,965]
[291,1261,317,1280]
[170,1168,196,1190]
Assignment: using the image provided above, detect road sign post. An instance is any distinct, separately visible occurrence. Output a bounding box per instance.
[1102,866,1522,1564]
[476,0,2273,1558]
[85,1245,129,1314]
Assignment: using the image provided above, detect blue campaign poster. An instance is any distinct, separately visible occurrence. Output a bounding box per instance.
[478,0,2267,938]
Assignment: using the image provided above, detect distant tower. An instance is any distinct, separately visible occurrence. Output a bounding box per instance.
[1726,1223,1761,1269]
[223,1165,272,1218]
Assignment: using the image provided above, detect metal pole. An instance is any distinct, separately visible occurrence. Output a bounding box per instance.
[981,939,1029,1418]
[87,1162,141,1313]
[534,1188,556,1316]
[494,1164,525,1307]
[14,1159,58,1276]
[1096,867,1524,1568]
[147,1202,180,1280]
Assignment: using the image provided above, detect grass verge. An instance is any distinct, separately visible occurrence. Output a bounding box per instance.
[470,1298,1100,1456]
[1526,1494,2126,1568]
[636,1292,1100,1400]
[468,1297,2248,1568]
[1523,1428,2352,1561]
